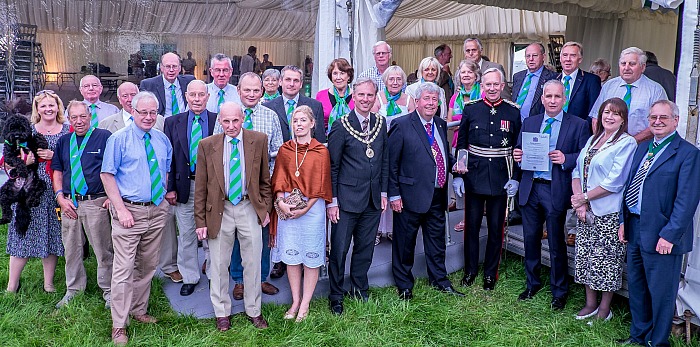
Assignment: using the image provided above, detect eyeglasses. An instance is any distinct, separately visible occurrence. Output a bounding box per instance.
[81,83,101,89]
[36,90,56,95]
[211,68,231,74]
[135,109,158,117]
[647,115,675,121]
[162,64,180,71]
[374,51,390,56]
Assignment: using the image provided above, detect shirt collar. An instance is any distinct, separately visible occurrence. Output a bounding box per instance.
[545,111,564,123]
[563,68,579,81]
[122,109,133,123]
[355,111,370,124]
[417,112,434,126]
[529,65,544,77]
[188,109,208,118]
[225,130,244,144]
[618,75,644,88]
[130,121,148,139]
[83,99,102,107]
[163,76,180,89]
[283,94,300,105]
[209,82,230,93]
[654,130,676,144]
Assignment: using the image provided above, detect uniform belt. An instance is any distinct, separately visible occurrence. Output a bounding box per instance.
[532,178,551,184]
[467,145,512,158]
[227,195,249,202]
[65,192,107,201]
[123,198,154,206]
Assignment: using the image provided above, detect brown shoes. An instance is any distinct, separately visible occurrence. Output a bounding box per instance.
[216,316,230,331]
[566,233,576,246]
[164,270,183,283]
[261,282,279,295]
[247,314,269,329]
[233,284,244,300]
[112,328,128,345]
[131,314,158,324]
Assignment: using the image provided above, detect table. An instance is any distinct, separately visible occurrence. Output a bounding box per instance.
[45,72,78,90]
[99,76,127,98]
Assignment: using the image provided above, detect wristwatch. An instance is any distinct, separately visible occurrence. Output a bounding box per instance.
[583,192,589,202]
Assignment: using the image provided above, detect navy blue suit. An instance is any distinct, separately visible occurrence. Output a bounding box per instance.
[389,111,455,290]
[515,113,590,297]
[263,95,326,143]
[621,133,700,347]
[557,69,601,123]
[511,68,558,119]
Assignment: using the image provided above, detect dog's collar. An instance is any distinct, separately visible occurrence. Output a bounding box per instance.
[4,139,28,148]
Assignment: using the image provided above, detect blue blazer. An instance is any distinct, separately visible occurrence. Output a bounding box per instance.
[164,110,217,204]
[556,69,601,121]
[388,111,455,214]
[515,112,590,211]
[621,134,700,254]
[139,75,195,117]
[511,67,558,118]
[262,95,326,143]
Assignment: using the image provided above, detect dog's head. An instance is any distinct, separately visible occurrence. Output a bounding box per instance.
[2,115,33,147]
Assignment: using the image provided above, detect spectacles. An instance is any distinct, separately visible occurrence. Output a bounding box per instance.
[81,83,101,89]
[135,109,158,117]
[647,115,675,121]
[212,68,231,74]
[374,51,390,56]
[36,90,56,95]
[162,64,180,71]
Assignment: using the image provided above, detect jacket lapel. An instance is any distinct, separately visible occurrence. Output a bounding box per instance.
[176,115,189,160]
[411,112,434,162]
[243,129,255,189]
[569,69,585,99]
[648,135,680,175]
[556,113,571,149]
[212,134,226,195]
[178,76,188,108]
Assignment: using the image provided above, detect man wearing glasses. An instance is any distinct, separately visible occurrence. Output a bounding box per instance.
[100,82,165,133]
[79,75,119,127]
[101,91,173,346]
[206,53,241,113]
[358,41,393,92]
[139,52,195,117]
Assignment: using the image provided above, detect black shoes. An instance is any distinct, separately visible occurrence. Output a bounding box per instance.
[180,282,198,296]
[270,262,286,279]
[398,288,413,301]
[461,273,477,287]
[517,287,541,301]
[483,276,496,291]
[436,285,465,297]
[329,300,344,315]
[551,296,567,310]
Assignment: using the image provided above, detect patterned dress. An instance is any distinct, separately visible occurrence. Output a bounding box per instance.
[574,148,626,292]
[6,124,68,258]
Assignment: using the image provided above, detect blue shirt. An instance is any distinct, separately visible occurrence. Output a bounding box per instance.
[51,128,112,195]
[101,123,172,202]
[627,131,675,215]
[533,112,563,181]
[519,66,544,121]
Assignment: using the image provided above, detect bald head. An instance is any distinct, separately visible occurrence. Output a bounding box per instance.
[117,82,139,113]
[218,102,244,138]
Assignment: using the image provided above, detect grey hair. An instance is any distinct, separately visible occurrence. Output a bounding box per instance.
[417,57,442,82]
[463,37,483,51]
[482,67,504,83]
[353,76,378,94]
[132,91,159,110]
[457,59,481,82]
[434,44,448,57]
[116,81,138,95]
[262,68,281,80]
[650,99,680,118]
[415,82,442,99]
[542,79,565,92]
[79,75,101,88]
[373,41,392,54]
[210,53,233,69]
[528,42,546,55]
[280,65,303,80]
[65,99,89,116]
[562,41,584,57]
[186,79,207,91]
[381,65,407,87]
[620,47,647,65]
[589,59,611,74]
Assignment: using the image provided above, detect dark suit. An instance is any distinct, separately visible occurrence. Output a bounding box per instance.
[388,111,455,290]
[557,69,601,123]
[621,133,700,347]
[164,110,217,203]
[139,75,195,116]
[644,63,676,102]
[263,95,325,142]
[327,110,388,301]
[515,113,589,298]
[511,67,558,119]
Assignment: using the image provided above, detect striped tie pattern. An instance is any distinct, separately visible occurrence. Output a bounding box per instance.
[90,104,98,128]
[190,115,202,172]
[170,84,180,115]
[624,142,659,209]
[623,84,632,108]
[243,108,254,130]
[516,73,534,106]
[217,89,225,112]
[145,132,165,205]
[69,129,93,207]
[228,138,242,205]
[563,76,572,112]
[286,99,296,137]
[542,117,555,135]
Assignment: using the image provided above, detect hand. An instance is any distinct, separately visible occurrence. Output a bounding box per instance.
[452,162,468,174]
[452,177,465,197]
[327,206,340,223]
[571,193,586,208]
[37,148,53,160]
[390,198,403,213]
[165,191,177,205]
[116,207,134,228]
[656,237,674,255]
[549,150,565,165]
[57,195,78,219]
[504,179,519,197]
[575,204,587,221]
[277,200,294,216]
[262,212,270,227]
[195,227,208,240]
[618,224,627,244]
[102,198,111,209]
[24,151,36,165]
[513,148,523,163]
[381,196,388,211]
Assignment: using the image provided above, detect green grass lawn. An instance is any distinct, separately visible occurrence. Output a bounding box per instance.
[0,224,697,347]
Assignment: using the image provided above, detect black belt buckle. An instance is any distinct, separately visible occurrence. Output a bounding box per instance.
[533,178,551,184]
[66,192,107,201]
[189,174,196,180]
[122,198,154,206]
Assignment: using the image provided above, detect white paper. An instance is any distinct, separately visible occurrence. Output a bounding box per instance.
[521,132,550,171]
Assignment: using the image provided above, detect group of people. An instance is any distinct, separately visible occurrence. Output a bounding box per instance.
[2,37,698,347]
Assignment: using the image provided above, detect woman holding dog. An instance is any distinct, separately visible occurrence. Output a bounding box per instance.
[5,91,68,293]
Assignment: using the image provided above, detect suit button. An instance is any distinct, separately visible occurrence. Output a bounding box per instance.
[490,122,493,124]
[489,158,492,161]
[490,134,493,137]
[490,146,493,148]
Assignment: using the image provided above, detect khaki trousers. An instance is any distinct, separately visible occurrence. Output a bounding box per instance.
[208,199,262,318]
[61,196,113,300]
[158,206,178,274]
[174,181,200,284]
[110,201,169,328]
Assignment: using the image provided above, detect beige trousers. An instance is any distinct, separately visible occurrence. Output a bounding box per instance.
[158,206,178,274]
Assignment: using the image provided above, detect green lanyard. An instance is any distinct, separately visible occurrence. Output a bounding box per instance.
[647,133,675,158]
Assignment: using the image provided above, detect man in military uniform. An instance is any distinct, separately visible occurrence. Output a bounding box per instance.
[455,68,521,291]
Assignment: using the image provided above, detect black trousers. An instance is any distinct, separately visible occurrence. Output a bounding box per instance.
[463,193,506,278]
[328,203,381,301]
[392,187,451,290]
[520,182,569,297]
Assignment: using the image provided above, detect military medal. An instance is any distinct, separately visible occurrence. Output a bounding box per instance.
[501,138,509,146]
[366,145,375,158]
[432,148,437,157]
[483,98,503,116]
[490,108,497,115]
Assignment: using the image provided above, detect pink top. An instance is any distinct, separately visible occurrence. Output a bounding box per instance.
[315,88,355,130]
[449,93,462,148]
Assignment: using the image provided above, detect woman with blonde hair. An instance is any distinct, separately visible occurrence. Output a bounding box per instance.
[405,57,447,120]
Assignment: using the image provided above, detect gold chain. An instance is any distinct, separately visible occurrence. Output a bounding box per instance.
[340,113,384,145]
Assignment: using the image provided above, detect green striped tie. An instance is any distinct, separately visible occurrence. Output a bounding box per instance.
[170,84,180,115]
[623,84,632,108]
[543,117,555,135]
[516,73,534,105]
[563,76,572,112]
[190,115,202,172]
[90,104,98,128]
[145,132,165,205]
[69,128,93,207]
[243,108,253,130]
[217,89,225,112]
[286,99,295,137]
[228,138,242,204]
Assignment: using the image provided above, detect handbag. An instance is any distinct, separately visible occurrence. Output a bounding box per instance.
[275,188,308,220]
[566,208,596,228]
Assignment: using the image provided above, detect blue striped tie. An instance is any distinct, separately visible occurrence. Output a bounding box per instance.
[145,132,164,205]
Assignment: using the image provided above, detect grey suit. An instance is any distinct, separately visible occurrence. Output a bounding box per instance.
[99,111,165,133]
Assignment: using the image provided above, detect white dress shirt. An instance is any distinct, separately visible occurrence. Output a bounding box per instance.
[223,132,247,197]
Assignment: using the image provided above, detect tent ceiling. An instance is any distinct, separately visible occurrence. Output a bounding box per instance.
[455,0,674,19]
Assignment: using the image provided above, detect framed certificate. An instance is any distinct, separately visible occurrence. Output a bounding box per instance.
[521,132,550,171]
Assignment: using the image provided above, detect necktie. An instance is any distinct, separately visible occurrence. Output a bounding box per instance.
[385,89,401,117]
[228,138,242,205]
[90,104,98,128]
[623,84,633,108]
[563,76,572,112]
[144,132,164,205]
[542,117,555,135]
[425,122,446,187]
[361,118,369,141]
[243,108,254,130]
[217,89,225,112]
[190,115,202,172]
[170,84,180,115]
[286,99,296,136]
[625,142,659,209]
[516,73,534,106]
[69,129,93,207]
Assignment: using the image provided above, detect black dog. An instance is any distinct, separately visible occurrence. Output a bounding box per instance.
[0,115,49,235]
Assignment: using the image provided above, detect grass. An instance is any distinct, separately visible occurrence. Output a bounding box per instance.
[1,224,698,347]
